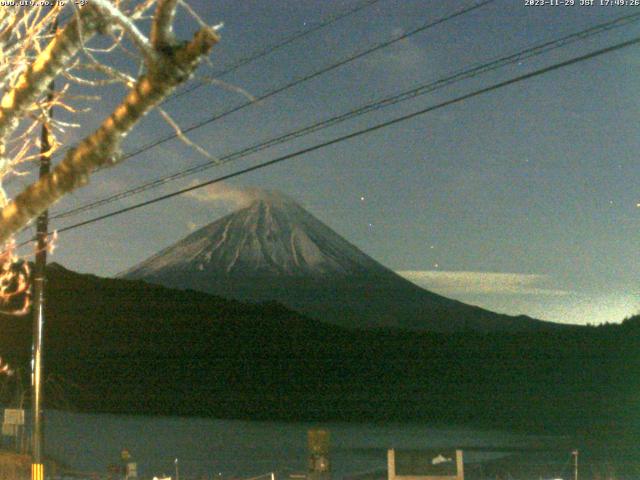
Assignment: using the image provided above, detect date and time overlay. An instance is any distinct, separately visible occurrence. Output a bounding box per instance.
[0,0,86,7]
[527,0,640,6]
[1,0,639,10]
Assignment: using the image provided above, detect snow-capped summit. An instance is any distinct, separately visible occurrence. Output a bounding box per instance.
[122,189,557,332]
[124,189,387,279]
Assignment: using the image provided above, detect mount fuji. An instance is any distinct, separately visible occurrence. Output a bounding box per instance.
[121,190,557,332]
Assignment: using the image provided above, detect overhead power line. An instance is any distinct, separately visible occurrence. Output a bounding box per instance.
[45,35,640,239]
[87,0,497,165]
[44,0,495,217]
[164,0,385,105]
[50,10,640,221]
[25,0,493,213]
[35,0,384,169]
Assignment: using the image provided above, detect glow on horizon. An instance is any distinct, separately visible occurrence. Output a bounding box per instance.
[398,270,639,325]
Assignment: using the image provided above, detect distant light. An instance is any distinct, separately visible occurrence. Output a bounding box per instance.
[360,196,365,201]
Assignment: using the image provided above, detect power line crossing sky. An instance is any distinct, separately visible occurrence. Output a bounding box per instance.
[16,0,640,325]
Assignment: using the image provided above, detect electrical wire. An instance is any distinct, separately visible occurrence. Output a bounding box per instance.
[38,0,495,177]
[163,0,385,106]
[117,0,496,160]
[26,0,384,172]
[40,34,640,240]
[49,9,640,221]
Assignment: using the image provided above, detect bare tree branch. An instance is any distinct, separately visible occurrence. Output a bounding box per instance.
[0,22,219,243]
[151,0,179,49]
[92,0,157,64]
[0,6,103,151]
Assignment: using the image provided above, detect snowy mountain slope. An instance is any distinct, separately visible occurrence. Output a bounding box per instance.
[121,190,559,332]
[125,191,387,278]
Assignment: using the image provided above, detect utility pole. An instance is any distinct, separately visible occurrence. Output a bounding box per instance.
[572,449,579,480]
[31,83,53,480]
[32,15,57,480]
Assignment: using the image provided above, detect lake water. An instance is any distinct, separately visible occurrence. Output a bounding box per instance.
[42,410,545,479]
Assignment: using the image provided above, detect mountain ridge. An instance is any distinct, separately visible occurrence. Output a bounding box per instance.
[122,190,561,333]
[0,263,636,437]
[121,191,391,278]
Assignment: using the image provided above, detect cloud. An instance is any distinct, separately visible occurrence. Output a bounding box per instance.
[365,32,430,73]
[184,182,259,209]
[397,270,569,296]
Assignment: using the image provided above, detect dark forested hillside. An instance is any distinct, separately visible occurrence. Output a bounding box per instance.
[0,264,637,439]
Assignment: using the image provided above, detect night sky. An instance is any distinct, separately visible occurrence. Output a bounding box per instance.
[11,0,640,325]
